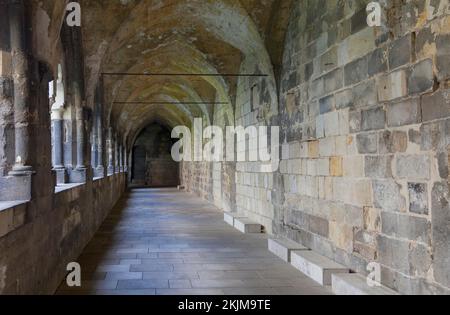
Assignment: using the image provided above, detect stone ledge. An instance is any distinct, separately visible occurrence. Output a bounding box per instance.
[0,200,28,239]
[332,273,399,295]
[55,183,84,194]
[233,218,262,234]
[291,250,349,285]
[268,237,309,262]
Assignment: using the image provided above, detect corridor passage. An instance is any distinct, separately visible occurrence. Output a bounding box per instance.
[57,189,331,295]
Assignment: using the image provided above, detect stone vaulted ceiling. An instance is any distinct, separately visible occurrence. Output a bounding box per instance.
[35,0,293,146]
[81,0,293,144]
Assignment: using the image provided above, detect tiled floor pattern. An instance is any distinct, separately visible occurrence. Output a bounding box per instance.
[57,188,331,295]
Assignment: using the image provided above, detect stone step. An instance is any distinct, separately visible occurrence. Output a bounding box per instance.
[291,250,349,285]
[233,218,262,234]
[223,212,246,226]
[332,273,399,295]
[268,237,309,262]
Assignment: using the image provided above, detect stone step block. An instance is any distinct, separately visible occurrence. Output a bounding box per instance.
[233,218,262,234]
[268,237,309,262]
[223,212,246,226]
[291,250,349,285]
[332,273,399,295]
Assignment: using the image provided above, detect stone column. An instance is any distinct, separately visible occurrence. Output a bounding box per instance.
[96,113,104,176]
[107,128,114,175]
[114,133,119,173]
[75,106,85,170]
[51,107,66,183]
[9,0,32,176]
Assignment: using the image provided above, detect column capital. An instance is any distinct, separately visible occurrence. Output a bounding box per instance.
[51,106,65,120]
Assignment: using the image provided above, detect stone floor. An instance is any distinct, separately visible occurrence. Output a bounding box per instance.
[57,188,331,295]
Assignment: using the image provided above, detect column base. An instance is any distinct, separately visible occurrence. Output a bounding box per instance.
[107,166,114,176]
[9,164,34,177]
[53,167,67,184]
[69,167,87,183]
[94,166,104,178]
[0,174,32,201]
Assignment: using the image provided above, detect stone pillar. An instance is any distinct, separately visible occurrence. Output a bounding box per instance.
[119,142,123,172]
[107,128,114,175]
[51,107,66,183]
[114,133,119,173]
[9,0,32,176]
[95,112,104,177]
[0,55,13,177]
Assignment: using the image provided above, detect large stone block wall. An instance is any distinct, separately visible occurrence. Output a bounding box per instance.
[0,174,126,294]
[275,0,450,294]
[179,0,450,295]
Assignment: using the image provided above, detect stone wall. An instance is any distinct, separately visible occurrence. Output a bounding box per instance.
[179,0,450,295]
[0,173,127,294]
[275,0,450,295]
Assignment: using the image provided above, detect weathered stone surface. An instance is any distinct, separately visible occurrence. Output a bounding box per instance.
[344,56,368,86]
[379,131,407,154]
[396,155,431,180]
[408,59,435,95]
[377,70,408,101]
[373,180,406,212]
[386,98,421,127]
[356,133,378,154]
[365,156,393,178]
[389,35,411,69]
[408,183,429,215]
[381,212,431,244]
[361,107,385,131]
[431,182,450,288]
[421,89,450,122]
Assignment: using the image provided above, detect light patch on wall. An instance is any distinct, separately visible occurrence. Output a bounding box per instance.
[0,265,6,292]
[62,209,82,238]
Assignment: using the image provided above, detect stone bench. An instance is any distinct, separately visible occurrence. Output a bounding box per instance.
[332,273,399,295]
[268,237,309,262]
[223,212,246,226]
[291,250,349,285]
[233,218,262,234]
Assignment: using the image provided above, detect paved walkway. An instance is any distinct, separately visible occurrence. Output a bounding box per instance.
[57,188,331,295]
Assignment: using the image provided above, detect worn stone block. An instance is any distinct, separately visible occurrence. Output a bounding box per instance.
[381,212,430,244]
[379,131,407,154]
[396,155,431,180]
[330,157,343,177]
[353,80,378,108]
[377,70,407,102]
[291,250,349,286]
[233,218,262,234]
[389,35,411,69]
[268,237,308,262]
[344,56,368,86]
[324,111,340,136]
[356,133,378,154]
[365,156,393,178]
[421,89,450,122]
[386,98,421,127]
[361,107,386,131]
[373,180,406,212]
[335,89,353,109]
[408,59,434,95]
[408,183,429,215]
[368,48,388,77]
[343,156,364,177]
[431,182,450,288]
